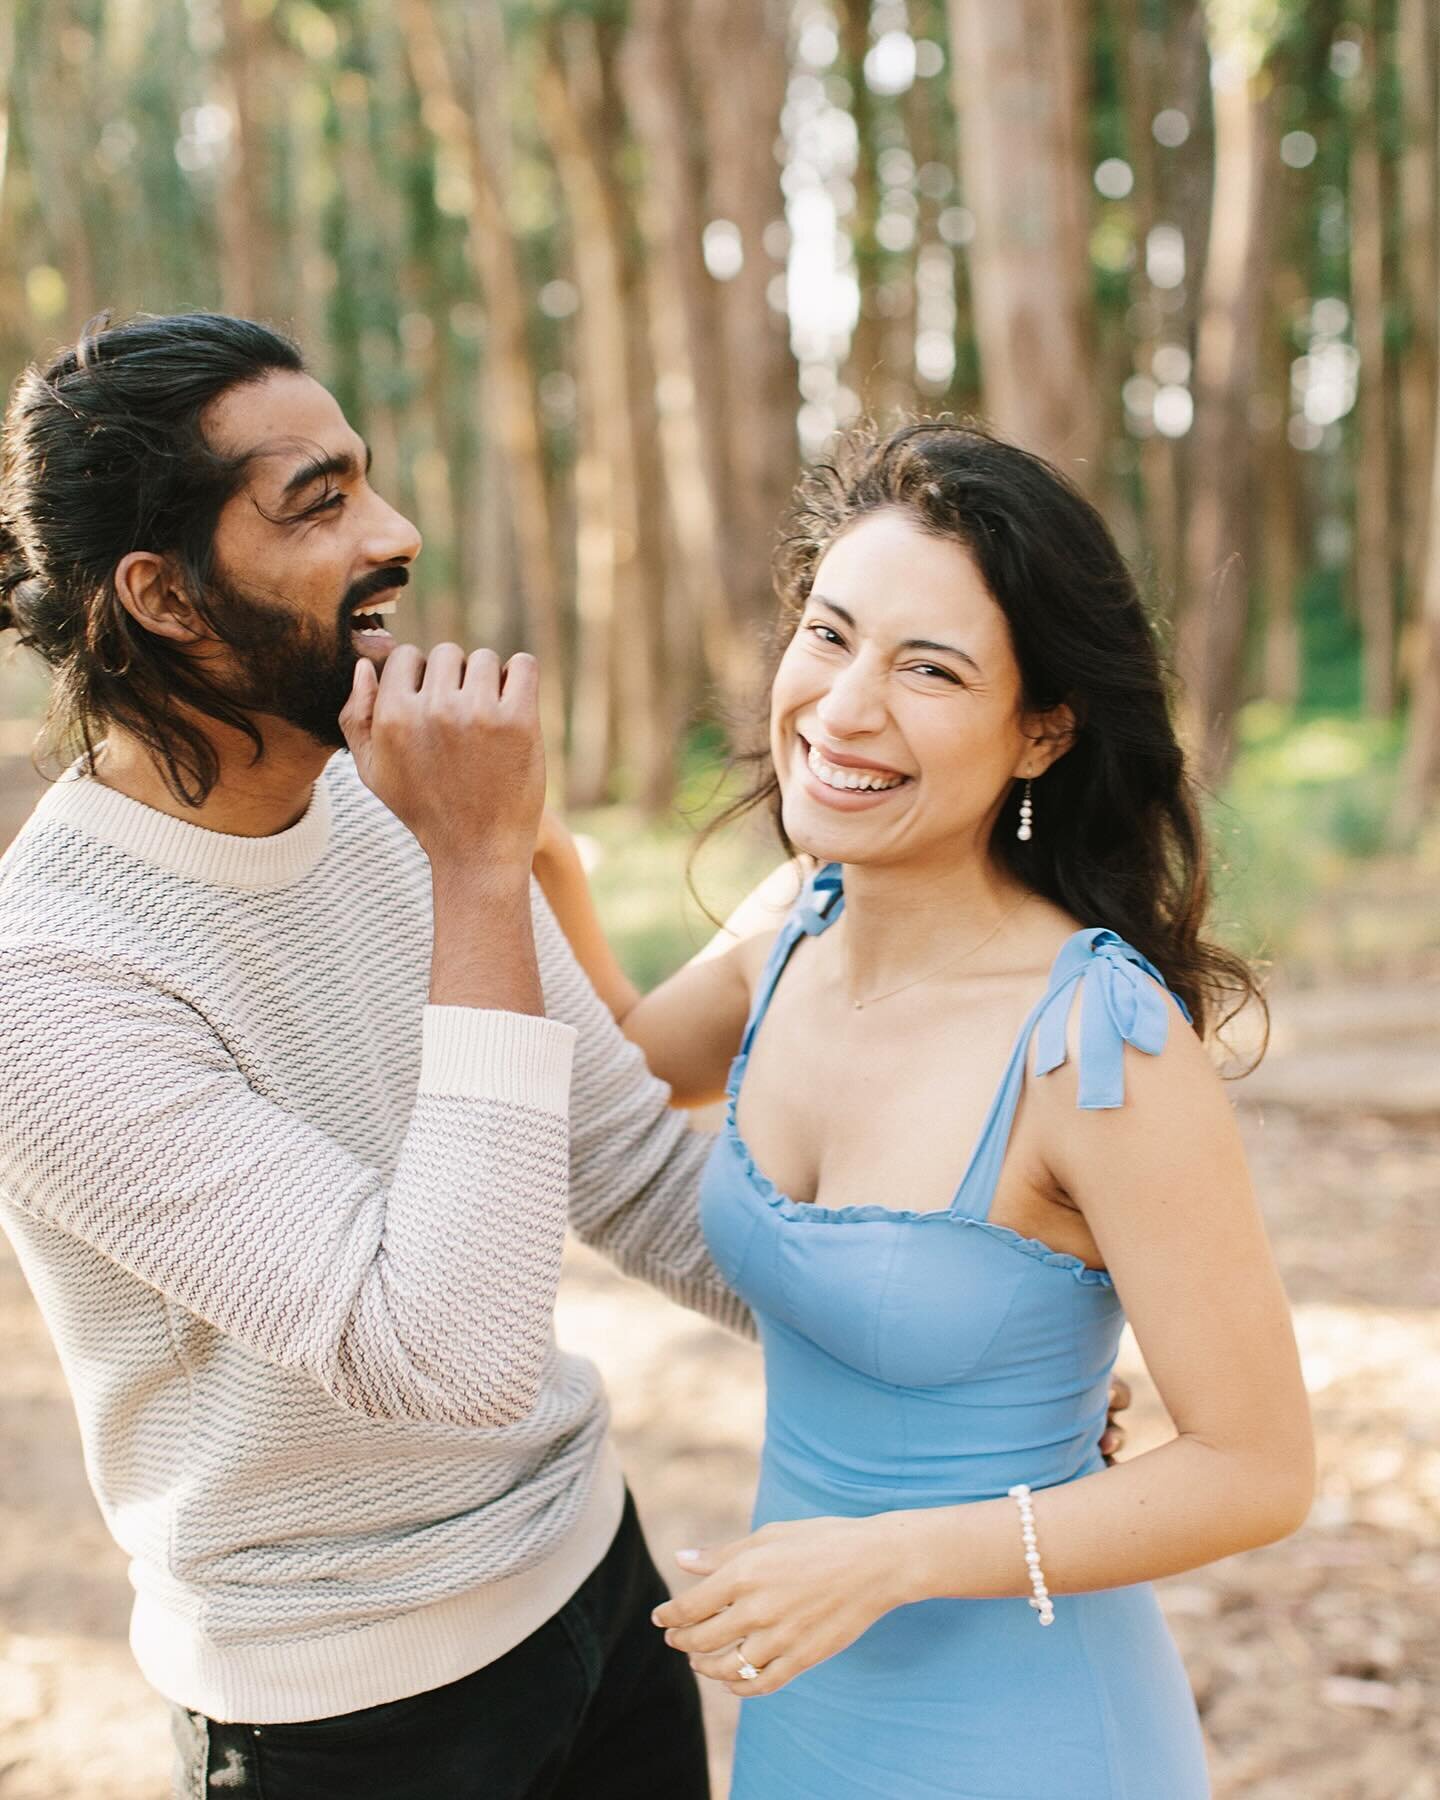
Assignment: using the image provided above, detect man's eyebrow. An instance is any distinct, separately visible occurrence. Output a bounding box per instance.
[810,594,982,675]
[278,441,372,502]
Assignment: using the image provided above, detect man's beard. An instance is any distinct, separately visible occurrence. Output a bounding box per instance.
[205,565,406,750]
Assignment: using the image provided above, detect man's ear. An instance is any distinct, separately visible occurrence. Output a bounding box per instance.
[1017,702,1078,778]
[113,552,205,644]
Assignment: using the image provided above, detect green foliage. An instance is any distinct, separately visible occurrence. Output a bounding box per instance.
[1298,566,1362,711]
[1208,704,1404,961]
[573,792,779,990]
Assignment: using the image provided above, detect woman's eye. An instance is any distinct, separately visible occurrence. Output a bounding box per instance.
[910,663,962,684]
[805,623,845,647]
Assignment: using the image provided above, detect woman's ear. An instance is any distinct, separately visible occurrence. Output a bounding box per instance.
[1018,702,1078,777]
[113,552,204,644]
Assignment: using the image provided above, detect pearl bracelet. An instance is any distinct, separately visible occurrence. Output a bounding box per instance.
[1008,1483,1055,1626]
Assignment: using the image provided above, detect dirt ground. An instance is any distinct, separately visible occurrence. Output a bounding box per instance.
[2,1099,1436,1799]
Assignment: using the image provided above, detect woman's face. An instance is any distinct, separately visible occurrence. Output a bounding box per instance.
[769,507,1057,871]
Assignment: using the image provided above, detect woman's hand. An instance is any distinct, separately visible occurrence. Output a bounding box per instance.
[651,1516,902,1697]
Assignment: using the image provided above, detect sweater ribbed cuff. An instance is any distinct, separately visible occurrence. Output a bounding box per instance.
[420,1007,576,1114]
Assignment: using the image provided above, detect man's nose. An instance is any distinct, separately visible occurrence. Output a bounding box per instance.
[365,495,422,567]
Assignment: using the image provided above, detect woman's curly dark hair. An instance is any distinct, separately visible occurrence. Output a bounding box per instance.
[701,418,1264,1050]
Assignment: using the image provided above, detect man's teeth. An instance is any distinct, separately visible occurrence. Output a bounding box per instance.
[806,744,905,792]
[352,599,398,624]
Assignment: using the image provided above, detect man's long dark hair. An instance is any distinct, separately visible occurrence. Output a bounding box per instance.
[703,419,1263,1045]
[0,312,305,804]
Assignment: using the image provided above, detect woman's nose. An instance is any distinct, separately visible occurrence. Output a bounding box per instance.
[815,660,887,736]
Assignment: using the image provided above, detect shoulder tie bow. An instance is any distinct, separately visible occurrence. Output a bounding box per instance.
[1032,929,1189,1110]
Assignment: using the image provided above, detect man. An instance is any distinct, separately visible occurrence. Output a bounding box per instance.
[0,313,741,1798]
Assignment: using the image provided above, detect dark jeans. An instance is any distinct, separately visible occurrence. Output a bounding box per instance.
[170,1491,709,1800]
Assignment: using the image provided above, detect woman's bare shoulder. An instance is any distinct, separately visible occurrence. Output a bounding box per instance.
[692,855,814,995]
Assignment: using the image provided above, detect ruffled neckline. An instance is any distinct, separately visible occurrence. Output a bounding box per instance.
[721,1061,1115,1288]
[716,863,1190,1292]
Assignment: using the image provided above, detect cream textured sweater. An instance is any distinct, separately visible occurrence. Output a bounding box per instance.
[0,755,742,1723]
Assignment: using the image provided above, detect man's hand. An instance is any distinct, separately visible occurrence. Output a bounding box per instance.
[1102,1377,1131,1464]
[341,645,545,870]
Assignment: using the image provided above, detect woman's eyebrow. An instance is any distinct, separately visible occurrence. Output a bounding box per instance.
[811,594,982,675]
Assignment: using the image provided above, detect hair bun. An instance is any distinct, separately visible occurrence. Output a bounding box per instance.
[0,526,37,635]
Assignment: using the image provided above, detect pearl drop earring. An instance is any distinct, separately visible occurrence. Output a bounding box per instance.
[1017,778,1034,842]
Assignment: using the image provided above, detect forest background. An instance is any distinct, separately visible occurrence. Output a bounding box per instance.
[0,4,1437,1797]
[0,0,1438,981]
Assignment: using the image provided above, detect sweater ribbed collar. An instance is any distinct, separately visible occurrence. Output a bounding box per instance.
[33,760,336,891]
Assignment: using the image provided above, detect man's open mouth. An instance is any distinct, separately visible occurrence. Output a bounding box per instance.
[350,597,399,633]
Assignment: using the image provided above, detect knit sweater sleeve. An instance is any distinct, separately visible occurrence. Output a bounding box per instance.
[532,894,754,1339]
[0,940,577,1428]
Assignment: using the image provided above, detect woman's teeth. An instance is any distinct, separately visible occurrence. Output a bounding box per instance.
[806,744,906,792]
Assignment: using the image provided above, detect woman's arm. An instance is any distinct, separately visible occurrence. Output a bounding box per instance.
[655,1010,1315,1693]
[533,811,806,1106]
[532,811,642,1022]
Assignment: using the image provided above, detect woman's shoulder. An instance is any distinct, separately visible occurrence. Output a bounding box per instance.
[685,855,817,1004]
[1023,916,1208,1115]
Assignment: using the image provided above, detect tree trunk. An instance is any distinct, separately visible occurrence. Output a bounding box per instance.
[399,0,568,777]
[0,0,15,227]
[536,29,617,804]
[1175,33,1274,783]
[538,17,666,804]
[690,0,798,634]
[1349,12,1395,717]
[1397,0,1438,664]
[1259,329,1303,707]
[604,32,679,811]
[1397,88,1440,832]
[620,0,746,714]
[216,0,274,321]
[283,70,333,381]
[20,4,99,331]
[0,0,23,375]
[1113,0,1190,605]
[1396,346,1440,832]
[947,0,1101,490]
[839,0,888,412]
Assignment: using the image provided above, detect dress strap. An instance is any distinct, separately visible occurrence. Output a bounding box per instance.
[951,927,1190,1220]
[738,862,845,1057]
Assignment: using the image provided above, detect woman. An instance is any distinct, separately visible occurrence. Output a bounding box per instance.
[537,422,1314,1799]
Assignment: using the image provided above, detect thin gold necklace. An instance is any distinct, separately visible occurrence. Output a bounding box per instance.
[847,893,1032,1011]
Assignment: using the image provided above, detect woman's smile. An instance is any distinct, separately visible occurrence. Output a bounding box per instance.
[794,734,915,810]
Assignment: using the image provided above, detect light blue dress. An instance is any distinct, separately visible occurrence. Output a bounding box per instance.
[699,865,1211,1799]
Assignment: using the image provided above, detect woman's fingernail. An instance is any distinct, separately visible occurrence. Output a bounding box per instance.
[650,1609,664,1625]
[676,1548,701,1564]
